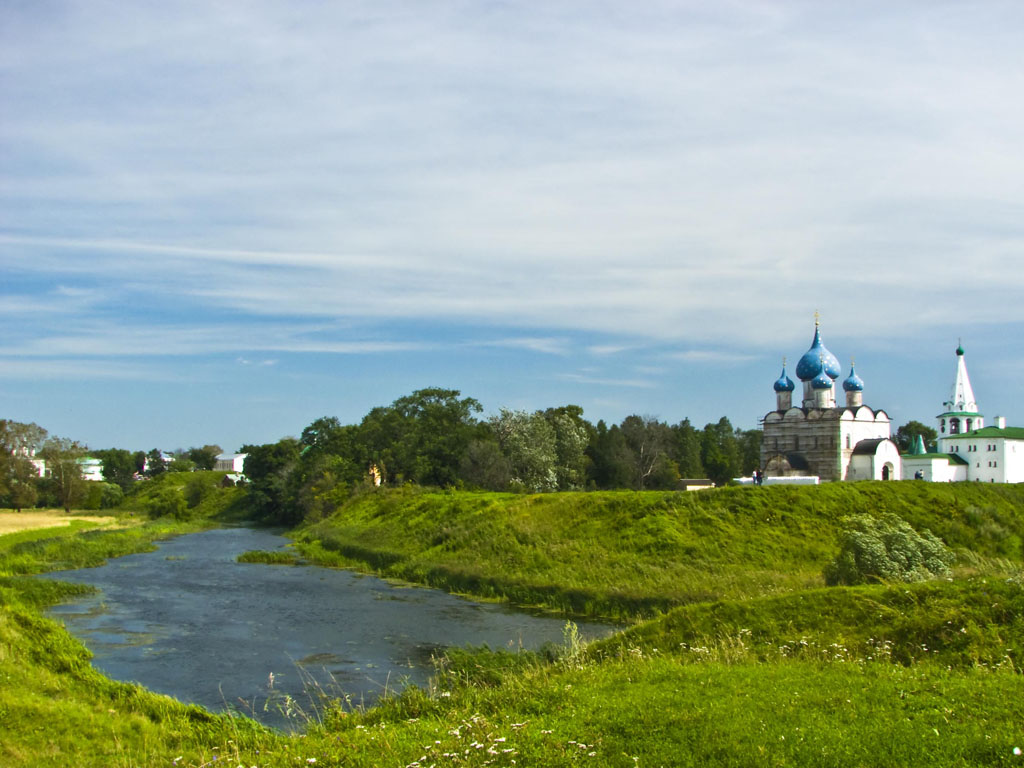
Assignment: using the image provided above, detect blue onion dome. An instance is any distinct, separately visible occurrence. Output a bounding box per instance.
[843,363,864,392]
[811,367,834,390]
[773,363,795,392]
[795,323,842,381]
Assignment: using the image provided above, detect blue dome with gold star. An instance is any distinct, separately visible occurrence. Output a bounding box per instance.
[811,368,834,390]
[843,364,864,392]
[773,365,795,392]
[796,324,841,382]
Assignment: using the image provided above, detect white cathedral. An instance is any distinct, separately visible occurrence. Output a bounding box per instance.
[761,320,1023,483]
[761,317,901,482]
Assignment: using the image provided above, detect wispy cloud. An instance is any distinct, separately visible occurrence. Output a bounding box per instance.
[2,2,1024,445]
[556,372,657,389]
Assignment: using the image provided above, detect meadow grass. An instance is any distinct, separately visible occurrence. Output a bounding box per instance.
[237,548,300,565]
[1,482,1023,766]
[292,483,1024,618]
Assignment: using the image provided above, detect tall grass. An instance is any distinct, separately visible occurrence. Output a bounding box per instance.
[293,483,1024,618]
[2,483,1023,766]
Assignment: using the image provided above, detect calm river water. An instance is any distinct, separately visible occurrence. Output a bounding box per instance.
[43,527,613,729]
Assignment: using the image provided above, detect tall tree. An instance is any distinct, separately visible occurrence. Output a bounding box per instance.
[241,438,302,523]
[587,421,635,489]
[543,405,593,490]
[620,415,676,490]
[94,448,138,490]
[145,449,167,477]
[701,417,740,487]
[671,418,705,479]
[895,421,939,453]
[0,420,47,507]
[187,445,222,471]
[489,409,558,491]
[459,438,512,491]
[40,437,87,513]
[735,428,763,476]
[359,388,483,486]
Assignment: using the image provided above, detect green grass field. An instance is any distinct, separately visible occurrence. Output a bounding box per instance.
[1,481,1022,766]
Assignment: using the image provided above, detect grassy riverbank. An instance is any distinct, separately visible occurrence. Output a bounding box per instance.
[2,482,1023,765]
[293,483,1024,617]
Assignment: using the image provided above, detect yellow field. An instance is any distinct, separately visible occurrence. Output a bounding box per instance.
[0,510,117,536]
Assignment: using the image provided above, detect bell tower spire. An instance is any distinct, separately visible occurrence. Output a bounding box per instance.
[937,341,983,447]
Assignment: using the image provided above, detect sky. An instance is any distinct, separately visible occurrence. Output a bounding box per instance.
[2,1,1024,453]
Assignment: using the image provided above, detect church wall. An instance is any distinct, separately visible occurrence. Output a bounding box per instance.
[839,413,892,480]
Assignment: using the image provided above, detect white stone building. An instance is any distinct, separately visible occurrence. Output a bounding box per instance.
[761,318,901,482]
[214,452,248,473]
[910,344,1024,483]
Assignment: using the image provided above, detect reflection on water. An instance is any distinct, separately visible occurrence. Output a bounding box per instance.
[43,527,613,728]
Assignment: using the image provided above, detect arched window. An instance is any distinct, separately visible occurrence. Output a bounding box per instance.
[845,434,851,449]
[940,419,946,434]
[966,418,973,432]
[950,418,960,434]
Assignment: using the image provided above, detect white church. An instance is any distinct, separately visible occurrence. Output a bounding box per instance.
[902,343,1024,483]
[761,322,1023,484]
[760,317,901,482]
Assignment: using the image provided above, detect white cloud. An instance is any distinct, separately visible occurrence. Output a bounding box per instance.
[3,1,1024,357]
[556,372,657,389]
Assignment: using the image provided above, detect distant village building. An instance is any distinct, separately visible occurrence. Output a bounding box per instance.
[903,344,1023,483]
[78,457,104,481]
[214,452,248,473]
[760,317,901,482]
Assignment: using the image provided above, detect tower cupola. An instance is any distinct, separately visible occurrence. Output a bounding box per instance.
[937,339,983,442]
[773,358,795,410]
[796,317,841,382]
[811,356,835,408]
[843,360,864,407]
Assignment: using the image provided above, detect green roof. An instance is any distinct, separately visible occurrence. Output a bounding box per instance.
[904,452,969,466]
[945,426,1024,440]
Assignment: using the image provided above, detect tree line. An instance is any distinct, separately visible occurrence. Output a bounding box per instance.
[0,418,221,513]
[240,387,763,525]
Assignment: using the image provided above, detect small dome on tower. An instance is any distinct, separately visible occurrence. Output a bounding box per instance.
[811,368,834,390]
[956,342,965,356]
[843,364,864,392]
[773,364,795,392]
[796,321,841,381]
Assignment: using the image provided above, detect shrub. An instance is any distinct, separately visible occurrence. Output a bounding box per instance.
[145,487,189,519]
[183,474,215,509]
[824,513,954,586]
[81,482,124,510]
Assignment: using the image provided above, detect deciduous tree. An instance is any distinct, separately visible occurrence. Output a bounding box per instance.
[489,409,557,491]
[895,421,938,454]
[40,437,87,513]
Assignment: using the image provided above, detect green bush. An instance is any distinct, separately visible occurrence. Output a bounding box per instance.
[183,473,215,509]
[145,487,189,519]
[80,482,124,510]
[824,512,954,586]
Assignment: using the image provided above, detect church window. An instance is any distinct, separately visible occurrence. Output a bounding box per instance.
[950,418,960,434]
[966,419,973,431]
[845,434,850,449]
[940,419,946,433]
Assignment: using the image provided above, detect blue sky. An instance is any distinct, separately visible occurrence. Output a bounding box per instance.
[3,1,1023,452]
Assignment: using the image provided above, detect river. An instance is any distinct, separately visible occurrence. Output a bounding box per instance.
[42,527,613,729]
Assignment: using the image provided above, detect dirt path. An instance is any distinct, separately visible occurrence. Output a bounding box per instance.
[0,510,117,536]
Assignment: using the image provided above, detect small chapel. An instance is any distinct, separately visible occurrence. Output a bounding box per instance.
[760,317,902,482]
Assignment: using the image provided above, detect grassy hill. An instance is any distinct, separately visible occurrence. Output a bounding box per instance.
[294,482,1024,617]
[1,481,1022,766]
